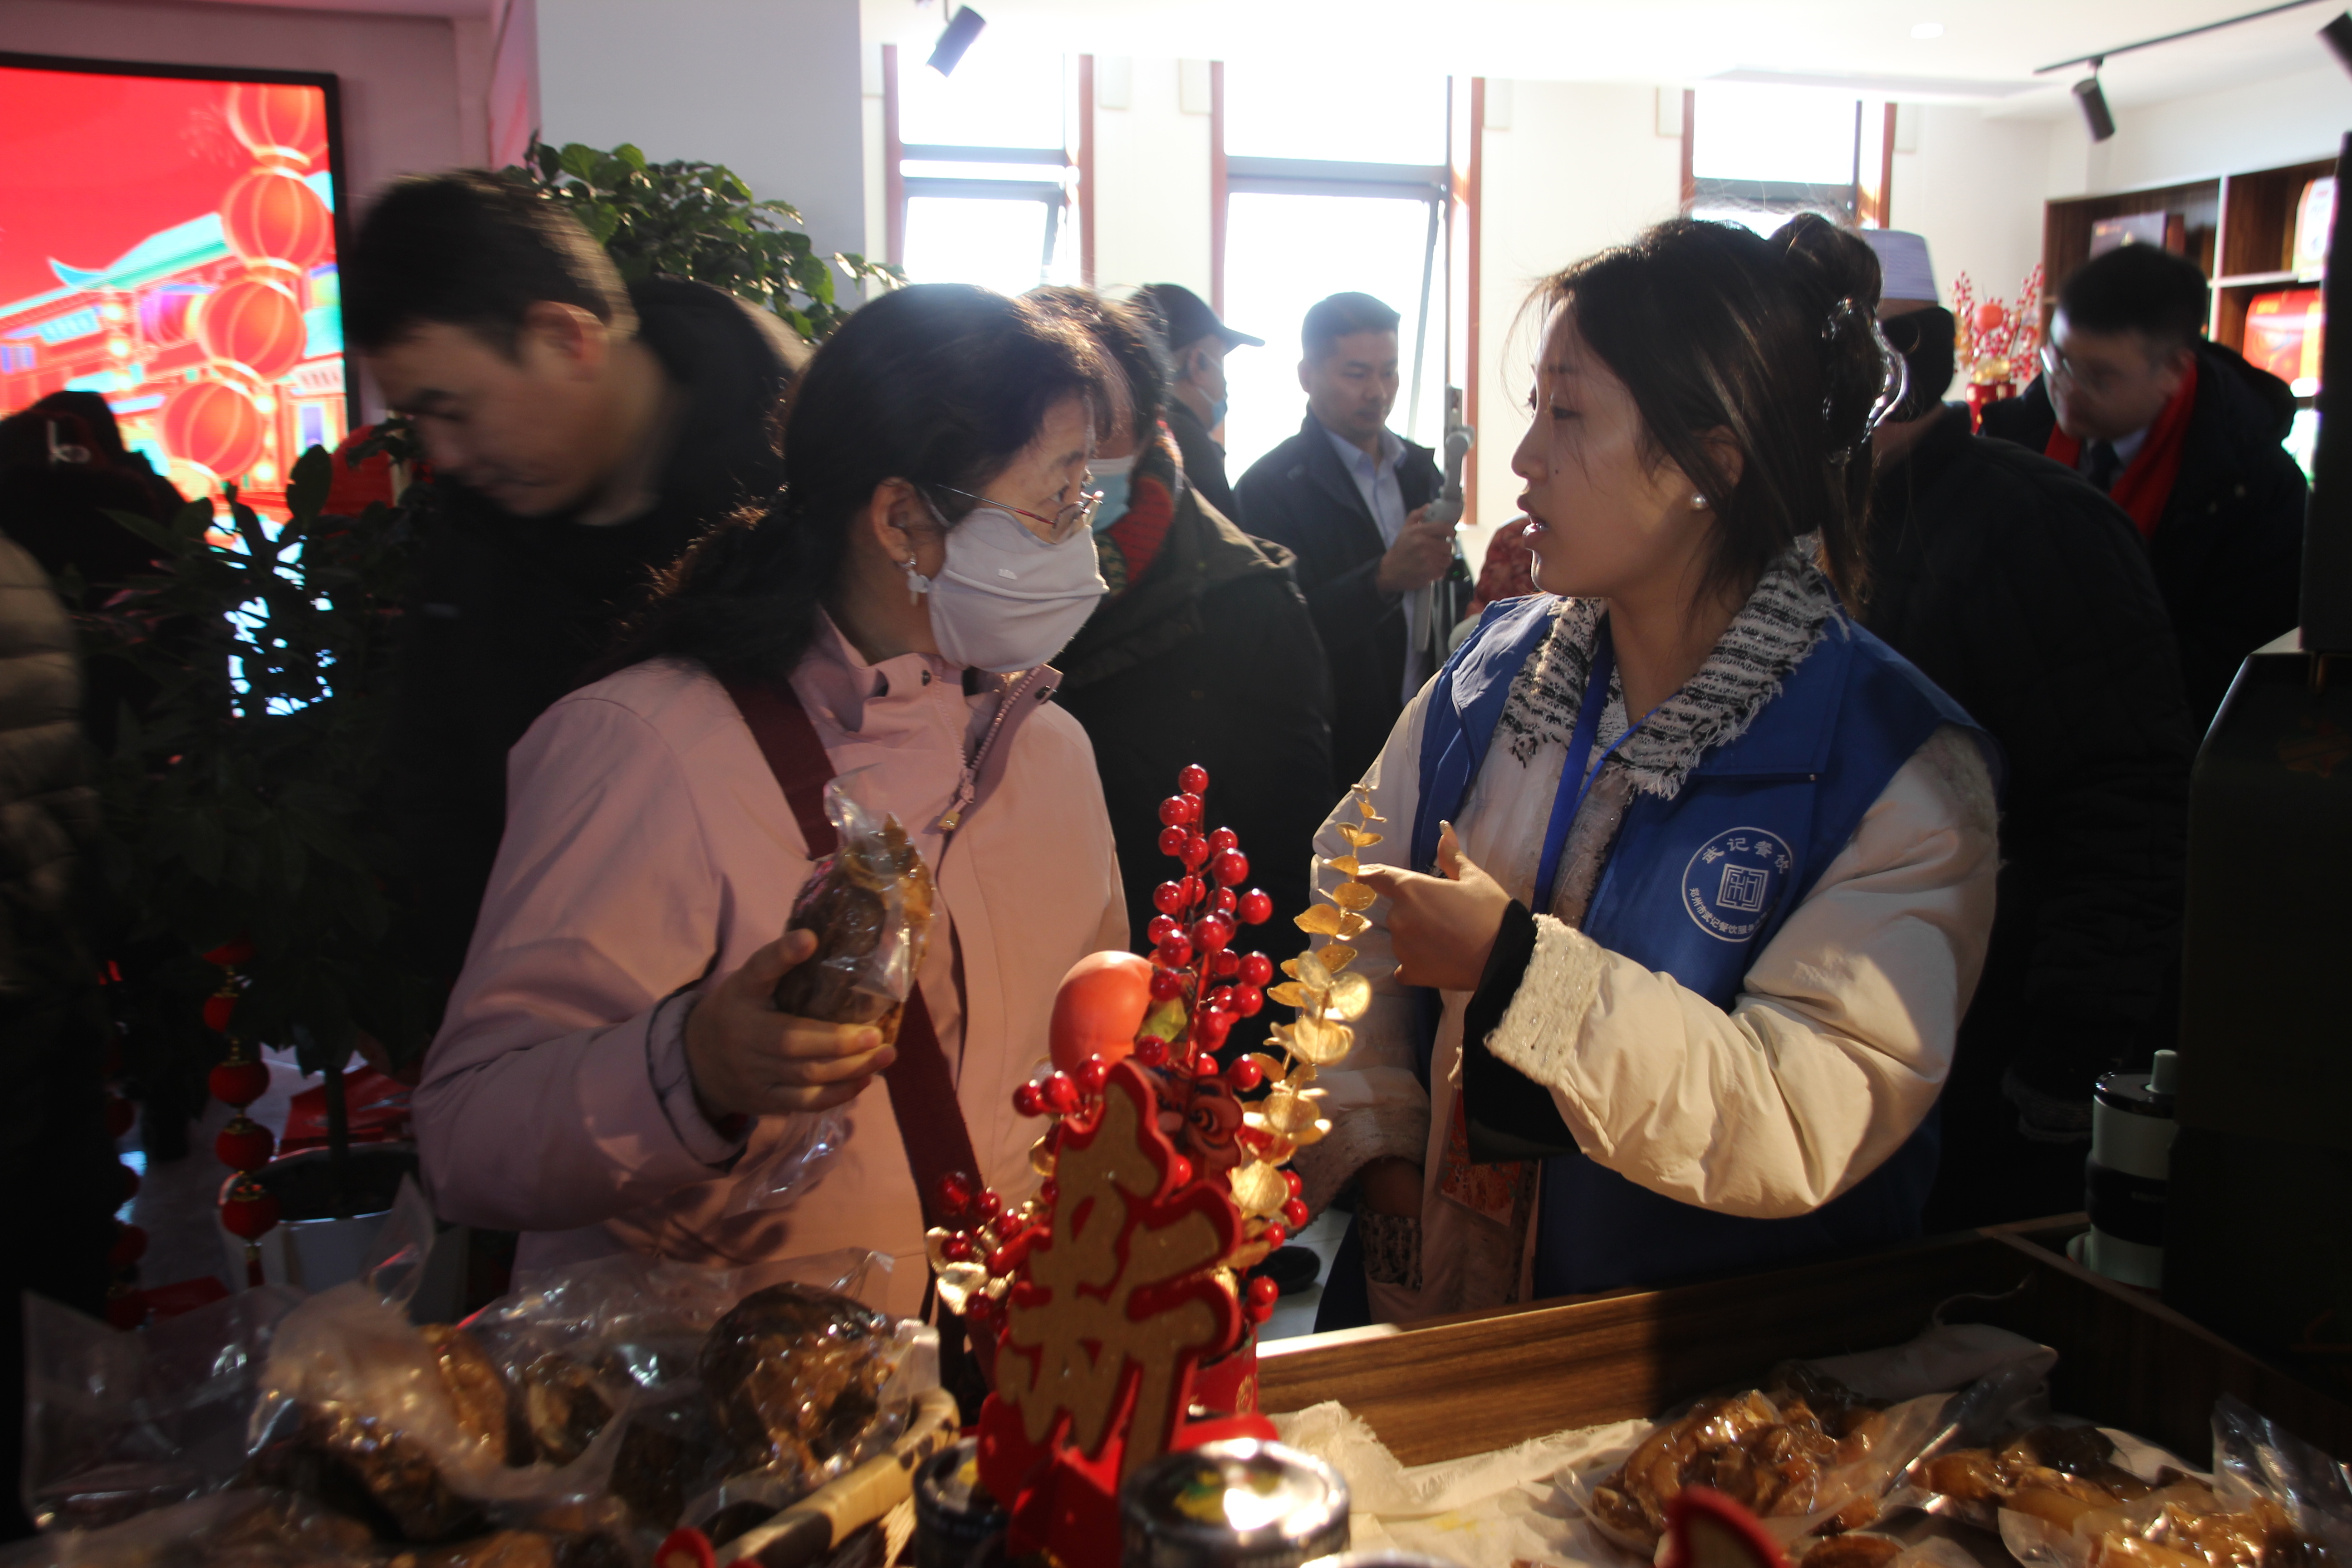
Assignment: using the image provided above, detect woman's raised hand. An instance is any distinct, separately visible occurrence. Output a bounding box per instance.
[1354,821,1515,992]
[684,929,899,1122]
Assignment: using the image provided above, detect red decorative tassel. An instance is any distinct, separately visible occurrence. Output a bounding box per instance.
[209,1058,270,1109]
[202,937,255,969]
[215,1116,274,1173]
[202,991,237,1034]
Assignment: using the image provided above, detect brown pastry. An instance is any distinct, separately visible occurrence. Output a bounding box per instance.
[423,1325,530,1467]
[699,1284,892,1476]
[517,1356,614,1468]
[421,1534,559,1568]
[2008,1467,2122,1532]
[1803,1535,1904,1568]
[771,815,933,1031]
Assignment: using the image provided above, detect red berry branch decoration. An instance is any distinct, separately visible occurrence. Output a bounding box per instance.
[201,936,279,1286]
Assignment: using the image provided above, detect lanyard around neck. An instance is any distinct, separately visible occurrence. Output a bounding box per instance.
[1531,622,1646,917]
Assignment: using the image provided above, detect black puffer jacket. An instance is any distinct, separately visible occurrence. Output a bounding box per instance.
[382,279,806,1015]
[1055,436,1332,1050]
[1865,406,2195,1230]
[0,538,116,1536]
[1981,343,2306,730]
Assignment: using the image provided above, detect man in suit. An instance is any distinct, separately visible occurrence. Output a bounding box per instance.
[1980,243,2305,730]
[1131,283,1258,520]
[1236,292,1450,791]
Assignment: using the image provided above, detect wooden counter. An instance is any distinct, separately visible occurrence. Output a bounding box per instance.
[1254,1217,2351,1470]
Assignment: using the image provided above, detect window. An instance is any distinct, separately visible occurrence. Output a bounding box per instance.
[1690,83,1862,235]
[1218,63,1451,481]
[894,46,1076,295]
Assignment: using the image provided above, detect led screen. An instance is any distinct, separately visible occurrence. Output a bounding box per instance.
[0,58,345,514]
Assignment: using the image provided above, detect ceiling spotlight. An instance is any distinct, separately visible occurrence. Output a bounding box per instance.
[928,4,986,76]
[2073,63,2116,142]
[1911,21,1945,39]
[2323,10,2352,73]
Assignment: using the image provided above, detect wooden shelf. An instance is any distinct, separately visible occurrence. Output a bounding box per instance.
[2039,156,2335,358]
[2216,269,2324,288]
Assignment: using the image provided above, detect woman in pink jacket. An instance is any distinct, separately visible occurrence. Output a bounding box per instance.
[414,285,1127,1315]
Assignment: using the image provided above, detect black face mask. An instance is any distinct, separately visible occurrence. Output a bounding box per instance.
[1881,306,1956,420]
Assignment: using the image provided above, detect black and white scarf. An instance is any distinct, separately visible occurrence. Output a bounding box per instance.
[1494,539,1842,799]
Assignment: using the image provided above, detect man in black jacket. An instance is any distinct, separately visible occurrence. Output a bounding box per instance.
[1236,293,1448,792]
[1861,232,2195,1227]
[1031,289,1333,1015]
[1130,283,1259,520]
[1982,244,2304,730]
[0,535,115,1538]
[347,173,807,1020]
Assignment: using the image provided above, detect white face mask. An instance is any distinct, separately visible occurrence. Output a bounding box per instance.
[906,503,1108,672]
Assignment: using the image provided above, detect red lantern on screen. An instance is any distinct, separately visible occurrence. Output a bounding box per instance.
[164,382,265,481]
[221,167,330,274]
[225,82,327,170]
[197,278,306,382]
[138,285,206,348]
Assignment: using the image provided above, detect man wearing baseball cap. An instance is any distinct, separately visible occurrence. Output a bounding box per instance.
[1132,283,1260,519]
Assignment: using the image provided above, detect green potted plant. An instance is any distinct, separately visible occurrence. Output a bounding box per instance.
[84,439,431,1284]
[508,138,900,341]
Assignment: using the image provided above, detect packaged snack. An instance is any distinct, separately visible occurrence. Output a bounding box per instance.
[770,773,935,1034]
[1575,1367,1953,1554]
[1999,1397,2351,1568]
[734,772,935,1216]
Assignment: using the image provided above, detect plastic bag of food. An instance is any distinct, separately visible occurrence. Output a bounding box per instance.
[473,1250,910,1535]
[1568,1366,1953,1556]
[731,771,936,1216]
[20,1181,451,1535]
[773,771,935,1031]
[680,1284,939,1538]
[240,1272,642,1542]
[1999,1396,2352,1568]
[0,1488,394,1568]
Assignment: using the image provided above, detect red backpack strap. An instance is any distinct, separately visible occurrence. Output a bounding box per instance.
[720,677,982,1232]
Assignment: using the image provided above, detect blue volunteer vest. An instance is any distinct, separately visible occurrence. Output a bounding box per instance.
[1413,594,1996,1300]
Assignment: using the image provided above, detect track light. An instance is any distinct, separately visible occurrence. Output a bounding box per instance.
[928,4,986,76]
[2322,10,2352,72]
[2073,63,2116,142]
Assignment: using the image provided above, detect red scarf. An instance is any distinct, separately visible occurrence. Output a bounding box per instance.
[1098,431,1181,595]
[2043,358,2198,541]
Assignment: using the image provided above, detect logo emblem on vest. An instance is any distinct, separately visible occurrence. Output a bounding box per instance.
[1681,827,1793,942]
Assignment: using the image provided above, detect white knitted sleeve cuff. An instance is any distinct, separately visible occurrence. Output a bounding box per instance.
[1481,913,1607,1094]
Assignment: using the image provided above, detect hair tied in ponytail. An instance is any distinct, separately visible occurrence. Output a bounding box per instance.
[1820,297,1907,466]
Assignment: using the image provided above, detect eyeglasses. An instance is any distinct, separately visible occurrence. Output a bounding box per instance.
[2039,342,2124,398]
[934,484,1101,543]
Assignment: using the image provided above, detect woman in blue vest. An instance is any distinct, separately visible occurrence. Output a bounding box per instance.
[1301,215,2000,1328]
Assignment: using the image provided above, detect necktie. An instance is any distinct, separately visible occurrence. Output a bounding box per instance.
[2085,440,2122,493]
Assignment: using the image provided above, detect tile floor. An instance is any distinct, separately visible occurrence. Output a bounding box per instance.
[1262,1206,1349,1341]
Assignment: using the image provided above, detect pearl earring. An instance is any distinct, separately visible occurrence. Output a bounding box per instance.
[1692,494,1709,510]
[902,556,932,604]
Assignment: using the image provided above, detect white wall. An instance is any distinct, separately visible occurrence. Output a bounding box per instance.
[2090,64,2352,195]
[0,0,483,200]
[1092,57,1213,301]
[1469,80,1683,565]
[1890,104,2052,308]
[534,0,868,275]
